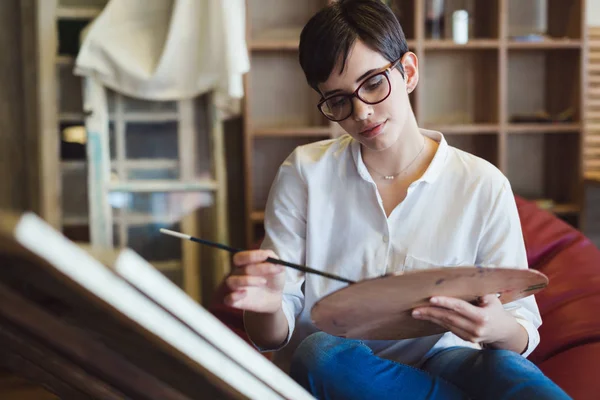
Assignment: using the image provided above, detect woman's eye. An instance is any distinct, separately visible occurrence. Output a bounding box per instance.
[330,98,347,108]
[364,76,384,91]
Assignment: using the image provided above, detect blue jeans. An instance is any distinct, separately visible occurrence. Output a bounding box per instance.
[289,332,572,400]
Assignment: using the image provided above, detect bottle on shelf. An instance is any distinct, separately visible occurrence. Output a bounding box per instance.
[425,0,445,40]
[452,10,469,44]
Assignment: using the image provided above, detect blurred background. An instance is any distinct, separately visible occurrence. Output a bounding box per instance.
[1,1,600,398]
[1,0,599,312]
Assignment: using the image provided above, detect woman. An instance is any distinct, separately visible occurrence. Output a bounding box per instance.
[225,1,570,398]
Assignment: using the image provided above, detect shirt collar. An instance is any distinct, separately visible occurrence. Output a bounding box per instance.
[351,128,449,185]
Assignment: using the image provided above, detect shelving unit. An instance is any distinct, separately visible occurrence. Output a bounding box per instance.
[242,0,587,246]
[585,26,600,181]
[46,0,230,303]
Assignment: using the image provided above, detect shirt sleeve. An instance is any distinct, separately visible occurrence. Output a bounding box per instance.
[475,179,542,358]
[245,149,308,352]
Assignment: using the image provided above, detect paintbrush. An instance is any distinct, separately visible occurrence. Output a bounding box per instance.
[159,228,356,284]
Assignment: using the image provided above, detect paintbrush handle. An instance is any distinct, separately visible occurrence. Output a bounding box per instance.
[265,257,355,284]
[160,229,355,284]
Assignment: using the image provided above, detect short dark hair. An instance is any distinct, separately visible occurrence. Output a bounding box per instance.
[298,0,409,93]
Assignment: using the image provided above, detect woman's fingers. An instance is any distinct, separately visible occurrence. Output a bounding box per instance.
[224,287,282,314]
[428,296,489,324]
[233,249,278,267]
[226,275,268,290]
[413,306,482,337]
[420,315,483,343]
[224,290,246,307]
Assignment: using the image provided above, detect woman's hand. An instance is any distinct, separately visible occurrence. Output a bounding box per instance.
[412,294,528,352]
[224,249,286,314]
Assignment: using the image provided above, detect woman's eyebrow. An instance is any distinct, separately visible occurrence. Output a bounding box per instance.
[323,67,378,97]
[355,68,377,83]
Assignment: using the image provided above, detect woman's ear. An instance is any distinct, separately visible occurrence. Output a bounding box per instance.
[401,52,419,94]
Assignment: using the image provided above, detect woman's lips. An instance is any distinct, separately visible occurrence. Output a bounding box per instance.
[359,121,386,139]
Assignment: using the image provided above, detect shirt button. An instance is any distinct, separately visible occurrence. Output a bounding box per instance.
[383,235,389,243]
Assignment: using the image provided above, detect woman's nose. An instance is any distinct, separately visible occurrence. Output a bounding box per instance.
[352,98,373,121]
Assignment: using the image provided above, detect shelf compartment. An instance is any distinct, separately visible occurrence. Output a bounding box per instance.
[444,133,499,168]
[422,0,499,40]
[124,122,179,160]
[248,52,329,130]
[507,132,581,206]
[389,0,415,40]
[57,19,92,56]
[61,161,88,222]
[421,50,499,125]
[57,62,83,115]
[251,137,325,212]
[62,224,119,247]
[508,49,581,125]
[508,0,583,40]
[248,0,325,43]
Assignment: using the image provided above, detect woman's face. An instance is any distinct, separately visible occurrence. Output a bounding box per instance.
[317,40,419,152]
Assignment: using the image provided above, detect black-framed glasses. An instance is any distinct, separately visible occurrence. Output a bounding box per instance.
[317,58,401,122]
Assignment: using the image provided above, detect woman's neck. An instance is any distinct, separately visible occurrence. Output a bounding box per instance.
[361,117,428,178]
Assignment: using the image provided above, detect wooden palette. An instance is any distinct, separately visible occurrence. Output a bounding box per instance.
[311,267,548,341]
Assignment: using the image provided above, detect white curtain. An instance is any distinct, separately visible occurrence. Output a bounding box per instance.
[74,0,250,118]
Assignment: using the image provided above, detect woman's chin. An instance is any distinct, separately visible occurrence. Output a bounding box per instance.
[360,134,395,152]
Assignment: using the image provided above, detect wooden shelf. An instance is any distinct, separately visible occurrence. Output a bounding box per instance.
[507,123,581,134]
[250,28,416,51]
[250,28,302,51]
[56,6,102,19]
[551,204,581,215]
[585,172,600,183]
[63,216,89,226]
[108,180,219,193]
[507,40,582,50]
[56,54,75,66]
[250,211,265,223]
[423,124,499,134]
[59,112,86,123]
[424,40,500,50]
[252,126,330,137]
[533,200,581,215]
[59,112,180,123]
[61,160,179,172]
[152,260,182,273]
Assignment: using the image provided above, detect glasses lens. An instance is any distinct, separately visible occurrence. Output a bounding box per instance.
[320,95,352,121]
[358,74,390,104]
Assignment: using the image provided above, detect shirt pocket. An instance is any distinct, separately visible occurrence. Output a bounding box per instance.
[402,254,441,272]
[402,254,475,272]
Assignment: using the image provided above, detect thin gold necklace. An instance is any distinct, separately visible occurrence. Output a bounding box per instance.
[366,136,426,180]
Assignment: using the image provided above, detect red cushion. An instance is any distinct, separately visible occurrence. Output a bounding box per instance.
[515,197,600,361]
[537,342,600,400]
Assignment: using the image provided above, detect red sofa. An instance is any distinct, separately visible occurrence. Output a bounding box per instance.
[209,196,600,399]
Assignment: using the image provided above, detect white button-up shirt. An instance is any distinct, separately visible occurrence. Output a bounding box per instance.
[255,130,542,373]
